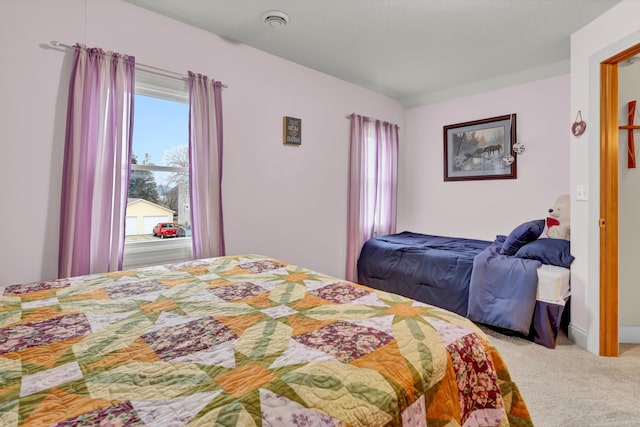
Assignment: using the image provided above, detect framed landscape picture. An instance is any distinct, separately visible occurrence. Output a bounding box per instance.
[443,114,517,181]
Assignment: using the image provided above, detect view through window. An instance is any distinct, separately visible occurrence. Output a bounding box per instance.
[126,93,190,241]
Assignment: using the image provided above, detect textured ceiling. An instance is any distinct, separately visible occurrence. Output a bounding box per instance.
[124,0,621,107]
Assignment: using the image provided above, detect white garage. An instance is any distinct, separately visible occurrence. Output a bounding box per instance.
[125,216,138,236]
[125,199,174,235]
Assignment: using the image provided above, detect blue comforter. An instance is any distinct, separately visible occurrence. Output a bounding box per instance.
[357,232,492,316]
[467,239,542,334]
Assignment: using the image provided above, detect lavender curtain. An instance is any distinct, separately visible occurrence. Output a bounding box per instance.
[188,71,225,259]
[346,113,399,282]
[59,45,135,278]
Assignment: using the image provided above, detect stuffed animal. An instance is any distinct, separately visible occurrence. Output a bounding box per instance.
[545,194,570,240]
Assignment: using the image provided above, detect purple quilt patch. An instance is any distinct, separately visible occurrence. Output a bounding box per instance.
[0,313,91,355]
[310,282,370,304]
[294,321,392,363]
[142,317,238,360]
[4,280,70,296]
[208,282,267,301]
[53,401,144,427]
[239,260,285,274]
[105,279,167,299]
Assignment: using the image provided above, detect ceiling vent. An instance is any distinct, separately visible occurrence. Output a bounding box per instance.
[262,10,290,28]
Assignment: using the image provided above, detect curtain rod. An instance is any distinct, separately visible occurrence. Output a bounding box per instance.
[344,114,400,128]
[49,41,228,88]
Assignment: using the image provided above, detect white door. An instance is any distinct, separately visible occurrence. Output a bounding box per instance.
[125,216,138,236]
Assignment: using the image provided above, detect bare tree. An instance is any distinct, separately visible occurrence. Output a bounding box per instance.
[163,145,189,190]
[163,146,189,223]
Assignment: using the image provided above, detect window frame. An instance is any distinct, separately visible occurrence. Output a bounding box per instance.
[122,70,193,269]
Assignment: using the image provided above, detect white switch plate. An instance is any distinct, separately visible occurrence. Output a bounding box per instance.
[576,185,588,201]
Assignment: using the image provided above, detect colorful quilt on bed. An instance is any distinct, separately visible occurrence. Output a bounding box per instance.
[0,255,532,426]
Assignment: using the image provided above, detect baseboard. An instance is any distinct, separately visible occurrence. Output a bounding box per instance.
[568,322,588,349]
[568,324,640,350]
[619,326,640,343]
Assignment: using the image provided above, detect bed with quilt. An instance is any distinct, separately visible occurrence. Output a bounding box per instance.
[358,220,574,349]
[0,255,531,426]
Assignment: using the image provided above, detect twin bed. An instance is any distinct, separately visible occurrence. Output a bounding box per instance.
[0,254,532,426]
[358,221,573,349]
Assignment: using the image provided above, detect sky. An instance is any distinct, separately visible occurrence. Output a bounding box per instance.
[132,94,189,166]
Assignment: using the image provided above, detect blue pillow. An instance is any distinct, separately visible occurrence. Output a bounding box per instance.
[499,219,545,256]
[515,238,575,268]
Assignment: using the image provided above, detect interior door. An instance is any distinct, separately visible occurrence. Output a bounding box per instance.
[600,42,640,357]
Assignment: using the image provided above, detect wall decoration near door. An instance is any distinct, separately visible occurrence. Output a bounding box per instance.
[283,116,302,145]
[443,114,517,181]
[572,110,587,137]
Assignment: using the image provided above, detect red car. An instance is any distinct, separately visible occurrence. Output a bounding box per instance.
[153,222,177,239]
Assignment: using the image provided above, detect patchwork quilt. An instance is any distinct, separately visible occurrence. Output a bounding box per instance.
[0,255,532,426]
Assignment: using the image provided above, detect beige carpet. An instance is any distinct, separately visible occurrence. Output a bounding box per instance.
[482,327,640,426]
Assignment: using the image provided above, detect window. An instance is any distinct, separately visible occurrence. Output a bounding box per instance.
[122,71,192,268]
[364,123,395,237]
[345,115,398,282]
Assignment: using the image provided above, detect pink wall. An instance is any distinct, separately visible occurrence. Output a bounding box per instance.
[0,0,403,285]
[398,75,571,241]
[1,0,571,289]
[570,0,640,351]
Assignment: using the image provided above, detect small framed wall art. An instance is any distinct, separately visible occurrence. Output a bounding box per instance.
[283,116,302,145]
[443,114,517,181]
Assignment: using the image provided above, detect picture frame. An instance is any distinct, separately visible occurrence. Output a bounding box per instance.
[283,116,302,145]
[443,114,517,181]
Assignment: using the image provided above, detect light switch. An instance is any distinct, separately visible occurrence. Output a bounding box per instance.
[576,185,588,201]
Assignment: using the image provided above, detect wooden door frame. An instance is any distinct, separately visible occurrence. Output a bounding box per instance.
[600,61,618,357]
[600,43,640,356]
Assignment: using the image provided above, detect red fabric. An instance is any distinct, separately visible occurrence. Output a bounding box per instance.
[546,217,560,228]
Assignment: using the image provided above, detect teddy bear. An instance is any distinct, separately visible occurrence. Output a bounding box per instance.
[545,194,570,240]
